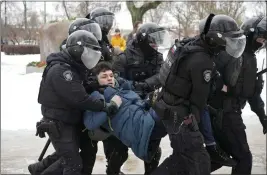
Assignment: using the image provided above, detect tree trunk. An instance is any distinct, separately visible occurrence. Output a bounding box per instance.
[23,1,27,30]
[44,2,46,24]
[126,1,162,28]
[4,1,7,26]
[62,1,70,20]
[85,1,89,15]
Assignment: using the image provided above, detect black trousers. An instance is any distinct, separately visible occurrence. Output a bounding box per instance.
[151,119,211,175]
[211,111,252,174]
[38,127,163,175]
[41,119,82,175]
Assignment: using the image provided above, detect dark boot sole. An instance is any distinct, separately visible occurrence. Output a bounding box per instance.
[28,165,42,175]
[211,159,237,167]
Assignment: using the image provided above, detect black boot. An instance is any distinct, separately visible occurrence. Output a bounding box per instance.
[206,145,237,167]
[28,153,59,175]
[28,162,47,175]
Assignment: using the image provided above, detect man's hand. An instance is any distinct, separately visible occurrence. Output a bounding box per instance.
[111,95,122,108]
[103,95,122,116]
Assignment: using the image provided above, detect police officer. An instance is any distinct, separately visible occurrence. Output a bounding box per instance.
[152,14,247,175]
[112,22,170,175]
[29,30,122,175]
[209,16,267,174]
[28,18,107,175]
[86,7,114,63]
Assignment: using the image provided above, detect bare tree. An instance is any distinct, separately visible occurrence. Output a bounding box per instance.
[44,2,46,23]
[143,2,168,24]
[27,11,40,43]
[251,2,266,17]
[62,1,70,20]
[192,1,245,25]
[76,1,121,17]
[169,2,197,38]
[23,1,27,30]
[126,1,162,27]
[216,2,246,25]
[191,1,217,20]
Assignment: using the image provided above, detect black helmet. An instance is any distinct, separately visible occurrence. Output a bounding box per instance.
[87,7,115,35]
[135,22,171,55]
[199,14,246,58]
[240,16,267,52]
[69,18,102,41]
[66,30,102,69]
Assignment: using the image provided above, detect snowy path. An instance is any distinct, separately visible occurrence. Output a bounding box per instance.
[1,52,266,174]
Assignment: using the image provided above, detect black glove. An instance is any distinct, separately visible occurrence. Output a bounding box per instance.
[134,81,149,92]
[259,115,267,134]
[35,120,46,138]
[84,79,100,93]
[255,75,264,95]
[103,101,119,117]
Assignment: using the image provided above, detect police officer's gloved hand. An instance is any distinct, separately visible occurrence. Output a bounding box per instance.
[35,120,46,138]
[103,95,122,116]
[134,81,149,92]
[255,75,264,95]
[259,115,267,134]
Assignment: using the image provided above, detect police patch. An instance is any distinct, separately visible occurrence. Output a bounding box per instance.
[63,70,73,81]
[203,70,212,83]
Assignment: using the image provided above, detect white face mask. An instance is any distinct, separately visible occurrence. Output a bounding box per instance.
[81,47,102,69]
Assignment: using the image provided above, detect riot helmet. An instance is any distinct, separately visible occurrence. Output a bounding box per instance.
[87,7,115,35]
[240,16,267,52]
[135,22,171,56]
[199,14,246,58]
[66,30,102,69]
[69,18,102,41]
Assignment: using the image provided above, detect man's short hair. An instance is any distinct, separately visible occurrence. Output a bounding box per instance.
[93,62,113,75]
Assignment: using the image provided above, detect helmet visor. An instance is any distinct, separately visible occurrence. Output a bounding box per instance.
[94,15,115,33]
[80,23,102,41]
[225,35,246,58]
[148,30,172,50]
[81,47,102,69]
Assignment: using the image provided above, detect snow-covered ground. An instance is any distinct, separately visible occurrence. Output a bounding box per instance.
[1,51,266,174]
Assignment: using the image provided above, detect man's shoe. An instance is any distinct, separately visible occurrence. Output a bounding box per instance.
[206,145,237,167]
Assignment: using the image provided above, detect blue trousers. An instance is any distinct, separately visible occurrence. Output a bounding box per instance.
[199,107,216,145]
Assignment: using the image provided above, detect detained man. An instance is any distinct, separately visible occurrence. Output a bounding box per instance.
[83,62,167,162]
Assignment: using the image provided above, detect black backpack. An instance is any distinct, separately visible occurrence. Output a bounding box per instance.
[158,38,205,87]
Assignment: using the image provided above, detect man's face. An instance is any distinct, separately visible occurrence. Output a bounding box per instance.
[97,70,115,87]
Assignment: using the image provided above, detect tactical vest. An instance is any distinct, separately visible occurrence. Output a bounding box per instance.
[231,53,257,98]
[124,51,157,81]
[154,42,206,120]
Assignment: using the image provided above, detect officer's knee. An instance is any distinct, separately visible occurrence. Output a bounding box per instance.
[119,150,128,163]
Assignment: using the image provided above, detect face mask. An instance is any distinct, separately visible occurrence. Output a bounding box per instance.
[81,47,102,69]
[225,35,246,58]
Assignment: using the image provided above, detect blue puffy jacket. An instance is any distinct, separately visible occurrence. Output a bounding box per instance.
[83,85,158,161]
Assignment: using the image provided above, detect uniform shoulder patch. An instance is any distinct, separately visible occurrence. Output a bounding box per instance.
[203,69,212,83]
[171,45,177,53]
[63,70,73,81]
